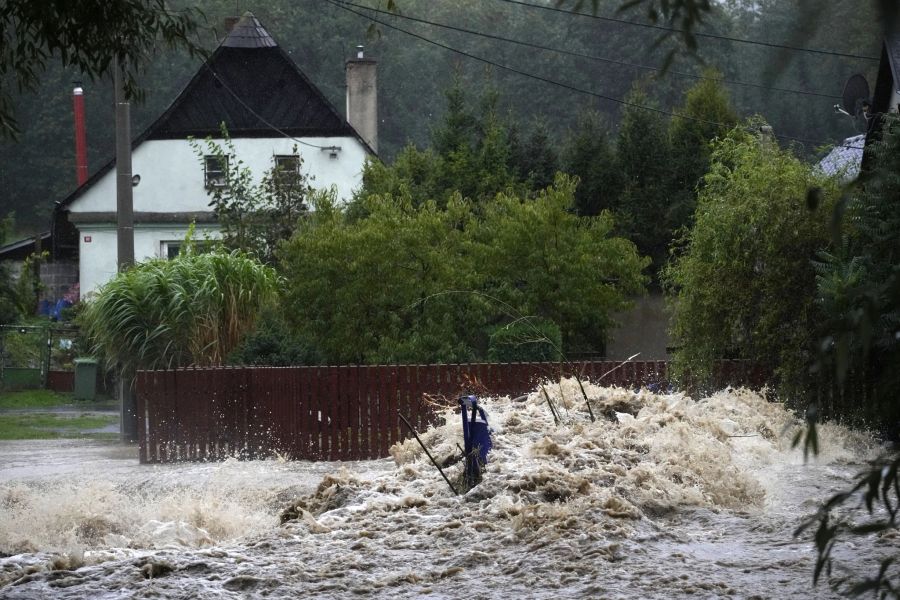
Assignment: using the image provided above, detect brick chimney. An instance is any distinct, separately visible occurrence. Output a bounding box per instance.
[345,45,377,153]
[72,84,88,186]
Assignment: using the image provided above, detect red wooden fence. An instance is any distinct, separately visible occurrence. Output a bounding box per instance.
[46,370,74,393]
[135,360,763,464]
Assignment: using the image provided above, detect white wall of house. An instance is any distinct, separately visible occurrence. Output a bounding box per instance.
[68,135,369,294]
[70,136,368,213]
[76,223,221,295]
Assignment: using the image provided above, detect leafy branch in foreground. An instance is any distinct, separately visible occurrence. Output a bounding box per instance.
[190,126,315,265]
[794,116,900,597]
[795,454,899,597]
[0,0,205,138]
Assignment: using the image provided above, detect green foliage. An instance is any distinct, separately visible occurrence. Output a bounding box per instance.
[190,127,312,264]
[615,84,675,280]
[227,309,319,366]
[474,174,648,353]
[487,318,562,363]
[3,1,883,234]
[562,111,621,217]
[81,247,279,374]
[813,116,900,416]
[356,146,441,211]
[0,389,73,410]
[668,71,739,231]
[0,0,204,138]
[0,412,118,440]
[354,75,528,210]
[281,190,485,364]
[510,118,560,191]
[431,72,478,158]
[280,175,646,363]
[558,0,717,55]
[12,250,47,317]
[663,122,839,396]
[793,128,900,600]
[0,327,43,370]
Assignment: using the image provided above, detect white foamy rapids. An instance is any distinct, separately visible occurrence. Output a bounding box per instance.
[0,449,392,557]
[0,383,895,599]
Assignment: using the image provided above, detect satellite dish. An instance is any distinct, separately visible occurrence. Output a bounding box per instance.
[842,74,870,116]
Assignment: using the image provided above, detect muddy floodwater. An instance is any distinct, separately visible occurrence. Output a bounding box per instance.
[1,382,897,599]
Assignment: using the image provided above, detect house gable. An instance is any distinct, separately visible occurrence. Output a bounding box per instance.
[145,13,361,141]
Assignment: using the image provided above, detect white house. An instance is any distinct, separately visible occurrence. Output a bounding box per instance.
[54,12,377,295]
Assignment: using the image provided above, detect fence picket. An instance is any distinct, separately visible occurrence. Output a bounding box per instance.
[410,365,423,433]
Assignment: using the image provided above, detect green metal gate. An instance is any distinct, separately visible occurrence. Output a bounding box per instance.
[0,324,80,391]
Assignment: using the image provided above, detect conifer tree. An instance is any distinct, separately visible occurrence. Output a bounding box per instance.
[615,85,674,280]
[668,71,738,232]
[513,118,560,191]
[563,110,621,217]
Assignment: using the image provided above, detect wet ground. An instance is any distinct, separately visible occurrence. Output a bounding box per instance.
[0,404,120,435]
[0,384,896,599]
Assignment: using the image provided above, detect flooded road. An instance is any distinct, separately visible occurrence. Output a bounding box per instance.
[1,383,895,599]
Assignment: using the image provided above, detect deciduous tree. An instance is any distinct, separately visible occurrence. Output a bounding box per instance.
[280,175,647,363]
[664,121,839,395]
[190,129,312,264]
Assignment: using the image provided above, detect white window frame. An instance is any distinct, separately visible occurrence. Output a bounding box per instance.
[273,154,301,185]
[160,240,214,259]
[204,155,228,188]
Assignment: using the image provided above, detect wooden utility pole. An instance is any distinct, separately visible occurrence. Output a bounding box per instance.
[114,59,134,271]
[114,57,137,442]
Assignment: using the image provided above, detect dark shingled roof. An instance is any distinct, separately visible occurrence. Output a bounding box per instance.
[146,12,358,140]
[0,232,51,262]
[222,14,278,48]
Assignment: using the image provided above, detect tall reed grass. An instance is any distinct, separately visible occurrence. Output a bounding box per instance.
[82,249,279,374]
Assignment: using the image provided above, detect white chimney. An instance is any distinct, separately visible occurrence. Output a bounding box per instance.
[345,45,378,153]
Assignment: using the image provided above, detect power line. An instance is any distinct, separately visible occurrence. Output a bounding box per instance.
[327,0,856,149]
[495,0,880,62]
[336,0,840,100]
[203,65,341,151]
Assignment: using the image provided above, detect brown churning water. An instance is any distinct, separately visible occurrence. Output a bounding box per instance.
[0,381,894,599]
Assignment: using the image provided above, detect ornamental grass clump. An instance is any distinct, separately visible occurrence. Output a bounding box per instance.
[82,249,279,374]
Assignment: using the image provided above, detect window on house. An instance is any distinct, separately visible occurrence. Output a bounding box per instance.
[161,240,214,260]
[273,154,301,187]
[204,155,228,188]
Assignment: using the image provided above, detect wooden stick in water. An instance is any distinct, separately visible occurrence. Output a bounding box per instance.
[399,413,458,496]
